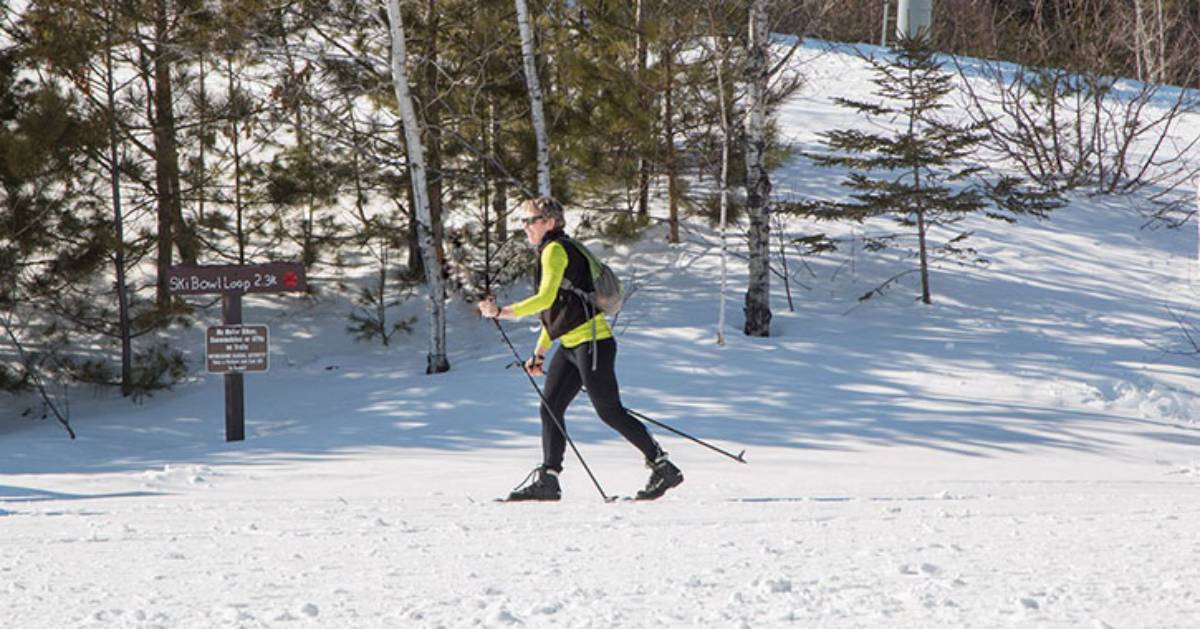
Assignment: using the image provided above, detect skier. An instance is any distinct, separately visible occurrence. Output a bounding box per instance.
[479,196,683,501]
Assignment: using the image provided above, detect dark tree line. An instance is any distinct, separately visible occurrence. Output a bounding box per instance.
[1,0,802,404]
[797,0,1200,89]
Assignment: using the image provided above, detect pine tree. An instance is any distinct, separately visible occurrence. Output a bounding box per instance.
[7,1,188,398]
[0,49,104,402]
[805,34,1060,305]
[185,0,282,266]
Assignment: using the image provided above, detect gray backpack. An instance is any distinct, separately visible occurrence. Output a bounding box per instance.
[561,237,624,317]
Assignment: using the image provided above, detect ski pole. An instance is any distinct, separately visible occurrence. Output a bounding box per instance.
[490,318,616,502]
[624,407,747,464]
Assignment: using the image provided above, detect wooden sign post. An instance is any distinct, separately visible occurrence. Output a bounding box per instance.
[167,263,306,442]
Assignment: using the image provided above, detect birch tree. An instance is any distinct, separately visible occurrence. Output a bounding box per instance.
[384,0,450,374]
[743,0,772,337]
[704,4,736,347]
[515,0,551,195]
[715,45,731,347]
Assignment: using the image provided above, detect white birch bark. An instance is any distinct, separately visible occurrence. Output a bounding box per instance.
[743,0,772,337]
[1134,0,1147,81]
[1154,0,1166,84]
[515,0,551,196]
[714,37,731,347]
[1134,0,1167,84]
[384,0,450,373]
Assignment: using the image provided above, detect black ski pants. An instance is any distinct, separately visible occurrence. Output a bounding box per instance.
[540,337,660,472]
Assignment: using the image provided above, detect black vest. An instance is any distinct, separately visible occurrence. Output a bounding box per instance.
[534,230,596,341]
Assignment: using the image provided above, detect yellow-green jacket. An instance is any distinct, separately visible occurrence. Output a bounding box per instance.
[510,230,612,352]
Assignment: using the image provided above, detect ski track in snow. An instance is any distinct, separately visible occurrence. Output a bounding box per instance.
[5,40,1200,628]
[4,468,1200,628]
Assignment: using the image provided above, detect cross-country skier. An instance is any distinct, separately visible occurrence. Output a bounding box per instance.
[479,196,683,501]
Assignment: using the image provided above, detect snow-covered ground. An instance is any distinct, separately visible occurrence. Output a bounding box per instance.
[4,42,1200,628]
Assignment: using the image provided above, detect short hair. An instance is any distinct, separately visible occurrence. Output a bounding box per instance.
[521,196,565,229]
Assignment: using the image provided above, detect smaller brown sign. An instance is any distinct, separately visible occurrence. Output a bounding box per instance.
[206,325,269,373]
[168,263,306,296]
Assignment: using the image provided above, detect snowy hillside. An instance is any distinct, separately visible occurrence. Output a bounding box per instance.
[4,42,1200,628]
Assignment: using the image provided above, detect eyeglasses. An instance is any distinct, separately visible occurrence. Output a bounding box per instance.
[519,215,546,226]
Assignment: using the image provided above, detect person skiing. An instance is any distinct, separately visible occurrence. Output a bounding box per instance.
[479,196,683,501]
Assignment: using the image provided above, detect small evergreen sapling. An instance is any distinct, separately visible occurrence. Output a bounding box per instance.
[804,34,1060,304]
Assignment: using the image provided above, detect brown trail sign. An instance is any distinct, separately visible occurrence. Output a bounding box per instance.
[167,263,307,296]
[168,263,306,442]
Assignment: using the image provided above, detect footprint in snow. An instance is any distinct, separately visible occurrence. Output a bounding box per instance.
[761,578,793,593]
[489,609,523,625]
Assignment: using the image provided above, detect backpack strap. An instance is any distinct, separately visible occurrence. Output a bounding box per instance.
[557,238,601,370]
[561,237,601,281]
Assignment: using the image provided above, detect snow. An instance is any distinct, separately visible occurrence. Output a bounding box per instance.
[5,41,1200,627]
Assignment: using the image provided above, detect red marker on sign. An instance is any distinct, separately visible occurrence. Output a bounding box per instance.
[283,271,299,289]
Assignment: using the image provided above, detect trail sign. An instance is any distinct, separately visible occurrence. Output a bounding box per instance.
[167,262,306,443]
[206,325,269,373]
[167,262,306,296]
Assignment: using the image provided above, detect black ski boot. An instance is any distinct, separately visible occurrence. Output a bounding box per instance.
[504,465,561,502]
[636,455,683,500]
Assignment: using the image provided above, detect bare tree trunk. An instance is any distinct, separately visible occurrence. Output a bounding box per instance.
[349,105,369,228]
[424,0,446,261]
[482,117,493,289]
[909,81,932,304]
[663,41,679,244]
[225,55,247,265]
[743,0,772,337]
[197,53,207,224]
[1131,0,1167,83]
[105,6,134,395]
[1154,0,1166,84]
[287,47,319,269]
[635,0,651,217]
[1134,0,1147,81]
[385,0,449,374]
[774,212,795,311]
[152,0,195,281]
[636,156,652,218]
[515,0,551,196]
[152,2,173,307]
[916,207,931,305]
[490,95,508,242]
